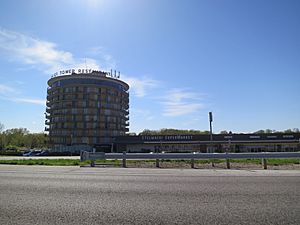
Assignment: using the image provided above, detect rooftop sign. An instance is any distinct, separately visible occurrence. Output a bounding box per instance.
[51,68,121,79]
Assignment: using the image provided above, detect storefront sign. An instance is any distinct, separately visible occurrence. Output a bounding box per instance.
[142,135,193,141]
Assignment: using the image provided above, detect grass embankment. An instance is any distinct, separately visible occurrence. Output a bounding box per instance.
[144,159,299,167]
[0,159,88,166]
[0,158,299,166]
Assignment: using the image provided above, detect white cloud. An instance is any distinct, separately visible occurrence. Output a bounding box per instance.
[122,75,160,97]
[0,29,111,73]
[161,89,205,117]
[0,28,73,73]
[0,28,159,98]
[13,98,45,106]
[72,58,100,71]
[0,83,45,106]
[131,108,154,121]
[87,46,117,70]
[0,84,15,94]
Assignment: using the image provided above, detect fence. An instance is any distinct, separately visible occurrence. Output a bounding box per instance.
[80,151,300,169]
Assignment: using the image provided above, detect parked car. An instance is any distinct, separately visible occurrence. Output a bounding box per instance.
[22,150,31,156]
[23,150,42,157]
[36,150,49,156]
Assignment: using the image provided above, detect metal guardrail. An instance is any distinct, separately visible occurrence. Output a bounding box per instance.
[80,151,300,169]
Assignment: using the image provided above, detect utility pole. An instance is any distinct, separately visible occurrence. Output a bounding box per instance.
[209,112,213,144]
[209,112,214,167]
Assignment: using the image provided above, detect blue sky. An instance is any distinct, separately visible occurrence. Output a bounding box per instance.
[0,0,299,134]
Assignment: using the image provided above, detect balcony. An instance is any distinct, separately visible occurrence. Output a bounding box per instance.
[44,111,51,118]
[44,127,49,131]
[46,107,51,113]
[45,120,50,125]
[123,110,129,115]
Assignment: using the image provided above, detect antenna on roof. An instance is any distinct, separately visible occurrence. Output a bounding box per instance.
[85,58,87,70]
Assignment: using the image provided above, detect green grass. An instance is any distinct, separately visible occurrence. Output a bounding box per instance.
[222,158,299,165]
[0,158,298,166]
[0,159,126,166]
[262,158,299,165]
[0,159,85,166]
[165,158,299,165]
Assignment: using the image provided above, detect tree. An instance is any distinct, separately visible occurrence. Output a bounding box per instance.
[4,128,29,148]
[0,122,4,150]
[139,129,157,135]
[284,129,293,133]
[254,130,265,134]
[0,122,4,133]
[220,130,228,134]
[265,129,273,134]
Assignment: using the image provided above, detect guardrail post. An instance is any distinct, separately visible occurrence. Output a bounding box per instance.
[191,152,195,168]
[122,152,126,168]
[226,158,230,169]
[226,153,230,169]
[91,160,95,167]
[156,158,160,168]
[262,158,267,170]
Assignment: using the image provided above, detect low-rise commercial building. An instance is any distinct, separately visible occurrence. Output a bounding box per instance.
[113,133,300,153]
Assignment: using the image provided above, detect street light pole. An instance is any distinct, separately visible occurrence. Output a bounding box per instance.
[209,112,213,144]
[209,112,214,167]
[209,112,213,152]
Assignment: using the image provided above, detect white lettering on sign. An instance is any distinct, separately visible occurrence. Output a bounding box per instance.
[142,135,193,141]
[51,69,121,79]
[249,135,260,139]
[224,136,233,139]
[58,68,92,75]
[283,135,294,138]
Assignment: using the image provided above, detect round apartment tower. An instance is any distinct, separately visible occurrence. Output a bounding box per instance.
[45,70,129,152]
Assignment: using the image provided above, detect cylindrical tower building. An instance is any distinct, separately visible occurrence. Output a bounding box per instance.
[45,70,129,152]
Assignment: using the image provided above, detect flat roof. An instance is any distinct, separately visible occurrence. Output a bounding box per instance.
[48,72,129,90]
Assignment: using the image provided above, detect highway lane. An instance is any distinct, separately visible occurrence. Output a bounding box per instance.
[0,165,299,225]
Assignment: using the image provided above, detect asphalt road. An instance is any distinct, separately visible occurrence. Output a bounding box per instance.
[0,165,299,225]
